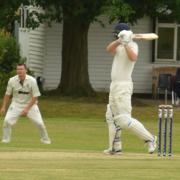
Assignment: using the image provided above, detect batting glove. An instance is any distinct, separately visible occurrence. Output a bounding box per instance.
[118,30,133,44]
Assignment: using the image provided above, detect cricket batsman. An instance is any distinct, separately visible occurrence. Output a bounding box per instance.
[0,63,51,144]
[104,23,156,154]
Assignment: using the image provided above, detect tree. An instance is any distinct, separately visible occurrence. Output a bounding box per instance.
[0,1,28,33]
[0,0,179,96]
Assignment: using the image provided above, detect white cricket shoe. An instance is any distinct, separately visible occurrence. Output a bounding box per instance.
[147,136,157,154]
[41,138,51,144]
[1,139,10,143]
[103,148,122,155]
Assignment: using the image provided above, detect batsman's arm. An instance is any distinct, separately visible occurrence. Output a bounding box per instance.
[0,94,11,115]
[124,44,138,61]
[106,40,121,54]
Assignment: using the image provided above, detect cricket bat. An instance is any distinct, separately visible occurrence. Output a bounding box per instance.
[132,33,158,40]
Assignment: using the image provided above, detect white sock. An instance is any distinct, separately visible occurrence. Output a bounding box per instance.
[2,122,12,142]
[37,124,50,141]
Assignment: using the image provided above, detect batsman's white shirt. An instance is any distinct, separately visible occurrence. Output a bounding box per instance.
[111,41,138,82]
[109,41,138,115]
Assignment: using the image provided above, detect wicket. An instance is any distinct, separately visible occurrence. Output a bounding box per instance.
[158,105,173,157]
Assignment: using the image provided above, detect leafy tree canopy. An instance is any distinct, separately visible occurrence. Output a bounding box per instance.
[0,0,180,32]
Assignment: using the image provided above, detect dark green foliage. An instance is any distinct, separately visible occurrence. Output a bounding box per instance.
[0,31,20,96]
[0,34,20,73]
[1,0,179,31]
[104,0,180,24]
[0,0,30,33]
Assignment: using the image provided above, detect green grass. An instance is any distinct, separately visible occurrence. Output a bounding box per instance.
[0,96,180,179]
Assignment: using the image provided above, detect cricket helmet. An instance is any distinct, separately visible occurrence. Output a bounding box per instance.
[114,23,130,38]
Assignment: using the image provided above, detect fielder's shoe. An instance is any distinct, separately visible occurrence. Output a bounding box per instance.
[41,138,51,144]
[1,139,10,143]
[103,148,122,155]
[147,136,157,154]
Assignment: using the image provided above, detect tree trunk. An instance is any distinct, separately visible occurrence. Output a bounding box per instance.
[58,18,95,96]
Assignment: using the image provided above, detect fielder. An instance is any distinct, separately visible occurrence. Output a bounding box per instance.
[0,63,51,144]
[104,23,156,154]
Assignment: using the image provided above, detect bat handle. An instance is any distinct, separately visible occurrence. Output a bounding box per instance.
[132,34,143,39]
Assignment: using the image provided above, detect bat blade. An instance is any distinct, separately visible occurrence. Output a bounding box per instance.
[132,33,158,40]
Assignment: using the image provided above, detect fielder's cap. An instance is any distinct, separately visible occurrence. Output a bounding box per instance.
[114,23,130,32]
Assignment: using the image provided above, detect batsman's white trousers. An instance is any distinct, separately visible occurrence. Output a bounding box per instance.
[109,81,154,142]
[2,102,50,142]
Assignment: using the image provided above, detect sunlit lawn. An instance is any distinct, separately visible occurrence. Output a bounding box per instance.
[0,95,180,180]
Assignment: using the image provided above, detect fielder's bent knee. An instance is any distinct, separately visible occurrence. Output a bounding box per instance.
[114,114,132,129]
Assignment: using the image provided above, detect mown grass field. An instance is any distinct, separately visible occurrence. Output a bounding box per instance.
[0,95,180,180]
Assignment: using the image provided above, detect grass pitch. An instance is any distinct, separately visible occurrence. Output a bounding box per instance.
[0,96,180,180]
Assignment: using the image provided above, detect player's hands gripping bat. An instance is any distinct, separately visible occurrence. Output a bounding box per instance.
[117,30,133,44]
